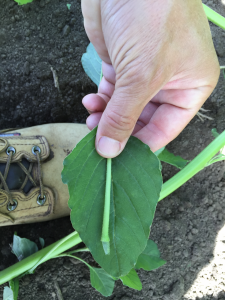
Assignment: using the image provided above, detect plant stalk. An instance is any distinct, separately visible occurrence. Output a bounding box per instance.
[0,231,82,285]
[203,4,225,30]
[101,158,111,255]
[159,130,225,201]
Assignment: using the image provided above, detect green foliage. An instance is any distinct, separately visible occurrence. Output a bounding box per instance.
[135,239,166,271]
[9,278,19,300]
[90,268,115,297]
[14,0,33,5]
[3,287,13,300]
[12,234,38,261]
[158,148,189,169]
[39,237,45,249]
[62,127,162,277]
[120,269,142,291]
[67,3,71,10]
[81,43,102,86]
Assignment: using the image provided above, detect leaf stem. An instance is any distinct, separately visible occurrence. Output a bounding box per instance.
[203,4,225,30]
[0,231,82,285]
[101,158,111,255]
[159,130,225,201]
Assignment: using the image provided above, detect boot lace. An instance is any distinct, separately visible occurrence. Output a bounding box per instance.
[0,137,44,222]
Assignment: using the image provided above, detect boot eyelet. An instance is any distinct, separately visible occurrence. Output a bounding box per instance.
[37,194,46,206]
[7,199,18,211]
[32,146,41,155]
[6,146,16,156]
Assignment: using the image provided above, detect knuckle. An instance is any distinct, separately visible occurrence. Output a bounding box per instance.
[105,109,135,132]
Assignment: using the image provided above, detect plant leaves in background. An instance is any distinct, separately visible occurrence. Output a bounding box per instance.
[81,43,102,86]
[212,128,220,138]
[158,148,188,169]
[12,234,38,261]
[135,239,166,271]
[3,287,13,300]
[90,268,115,297]
[120,268,142,291]
[62,127,162,278]
[154,147,165,157]
[14,0,33,5]
[39,237,45,249]
[9,278,19,300]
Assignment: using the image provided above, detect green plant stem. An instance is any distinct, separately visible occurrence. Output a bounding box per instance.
[203,4,225,30]
[101,158,111,255]
[159,130,225,201]
[0,231,82,285]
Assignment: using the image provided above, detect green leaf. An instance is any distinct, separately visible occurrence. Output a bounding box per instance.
[158,148,188,169]
[12,235,38,261]
[81,43,102,86]
[135,239,166,271]
[62,127,162,277]
[14,0,33,5]
[39,237,45,249]
[120,269,142,291]
[154,146,165,157]
[9,278,19,300]
[212,128,220,138]
[90,268,115,297]
[3,287,13,300]
[67,3,71,9]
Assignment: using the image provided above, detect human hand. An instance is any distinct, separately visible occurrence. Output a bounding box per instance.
[81,0,220,158]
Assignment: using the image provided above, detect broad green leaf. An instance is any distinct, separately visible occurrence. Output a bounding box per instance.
[154,146,165,157]
[212,128,220,138]
[3,287,13,300]
[81,43,102,86]
[12,235,38,261]
[135,239,166,271]
[39,237,45,249]
[14,0,33,5]
[9,278,19,300]
[158,148,188,169]
[120,269,142,291]
[90,268,115,297]
[62,127,162,277]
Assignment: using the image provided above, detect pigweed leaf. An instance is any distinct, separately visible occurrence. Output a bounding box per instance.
[14,0,33,5]
[158,148,188,169]
[9,278,19,300]
[12,234,38,261]
[120,268,142,291]
[135,239,166,271]
[90,268,115,297]
[212,128,220,138]
[39,237,45,249]
[62,127,162,278]
[3,287,13,300]
[154,146,165,157]
[81,43,102,86]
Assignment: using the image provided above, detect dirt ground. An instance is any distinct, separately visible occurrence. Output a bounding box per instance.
[0,0,225,299]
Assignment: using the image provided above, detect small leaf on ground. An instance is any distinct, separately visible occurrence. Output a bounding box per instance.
[12,234,38,261]
[158,148,188,169]
[81,43,102,86]
[14,0,33,5]
[9,278,19,300]
[39,237,45,249]
[3,287,13,300]
[212,128,220,138]
[135,239,166,271]
[62,127,162,277]
[90,268,115,297]
[120,268,142,291]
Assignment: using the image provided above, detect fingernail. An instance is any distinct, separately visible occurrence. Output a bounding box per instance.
[97,136,121,157]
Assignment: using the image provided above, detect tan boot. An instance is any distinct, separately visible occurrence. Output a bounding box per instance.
[0,123,90,226]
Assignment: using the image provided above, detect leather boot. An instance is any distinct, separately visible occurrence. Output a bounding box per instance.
[0,123,90,226]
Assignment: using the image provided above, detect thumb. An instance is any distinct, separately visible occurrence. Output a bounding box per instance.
[95,86,147,158]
